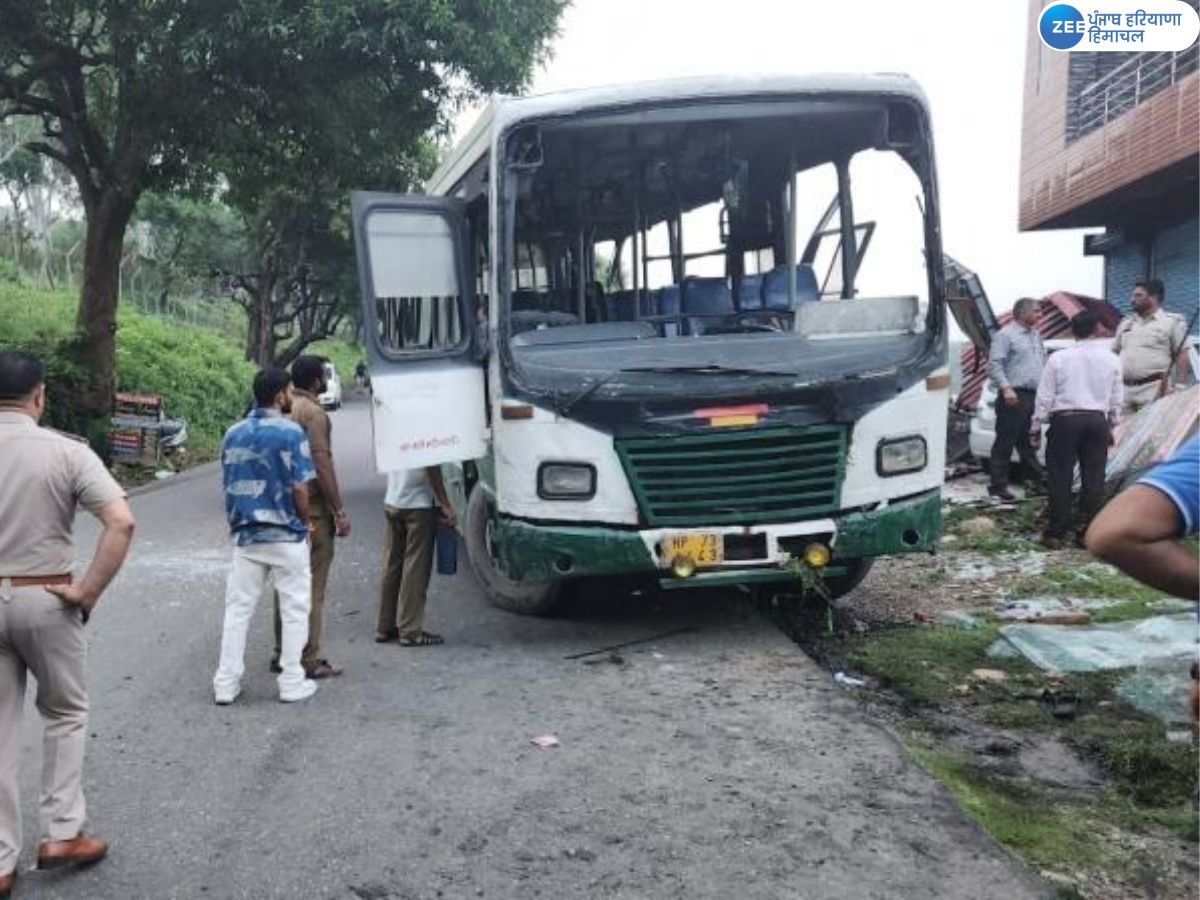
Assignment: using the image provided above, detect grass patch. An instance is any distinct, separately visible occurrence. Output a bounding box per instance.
[1006,561,1171,622]
[1084,729,1199,807]
[943,499,1045,554]
[906,742,1102,870]
[846,624,1011,705]
[0,281,254,455]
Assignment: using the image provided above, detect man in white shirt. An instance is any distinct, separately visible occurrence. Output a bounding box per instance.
[375,467,455,647]
[1030,311,1124,549]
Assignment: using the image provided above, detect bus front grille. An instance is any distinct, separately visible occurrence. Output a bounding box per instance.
[616,426,848,527]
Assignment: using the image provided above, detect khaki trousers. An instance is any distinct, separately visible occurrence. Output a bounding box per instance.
[377,508,435,640]
[273,514,334,666]
[0,582,89,873]
[1122,380,1161,418]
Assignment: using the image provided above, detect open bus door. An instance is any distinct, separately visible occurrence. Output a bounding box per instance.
[350,192,489,473]
[943,254,998,351]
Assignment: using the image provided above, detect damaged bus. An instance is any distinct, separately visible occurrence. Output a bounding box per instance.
[352,74,950,615]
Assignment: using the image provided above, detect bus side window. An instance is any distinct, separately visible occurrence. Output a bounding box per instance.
[372,213,465,353]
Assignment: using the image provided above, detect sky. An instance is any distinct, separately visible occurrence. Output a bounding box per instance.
[453,0,1103,314]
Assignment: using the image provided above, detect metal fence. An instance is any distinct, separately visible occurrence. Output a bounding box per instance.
[1071,45,1200,141]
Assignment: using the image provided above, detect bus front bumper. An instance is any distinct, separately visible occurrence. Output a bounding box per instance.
[495,489,941,583]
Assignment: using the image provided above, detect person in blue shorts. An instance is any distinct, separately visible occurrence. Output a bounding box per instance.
[1086,435,1199,599]
[1086,436,1199,722]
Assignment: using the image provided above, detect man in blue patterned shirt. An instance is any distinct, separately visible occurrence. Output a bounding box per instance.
[213,367,319,705]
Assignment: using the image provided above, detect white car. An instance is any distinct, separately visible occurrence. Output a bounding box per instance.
[319,361,343,410]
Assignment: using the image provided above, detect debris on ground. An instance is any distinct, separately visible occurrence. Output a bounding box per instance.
[958,516,999,538]
[935,611,983,630]
[1106,385,1199,491]
[798,480,1199,900]
[993,596,1117,623]
[530,735,561,749]
[992,614,1197,674]
[833,671,867,688]
[1114,657,1198,725]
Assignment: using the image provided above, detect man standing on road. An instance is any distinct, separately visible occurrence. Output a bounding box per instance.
[271,355,350,680]
[1112,279,1189,416]
[987,298,1047,502]
[1030,312,1123,549]
[0,351,136,896]
[214,367,319,705]
[375,469,456,647]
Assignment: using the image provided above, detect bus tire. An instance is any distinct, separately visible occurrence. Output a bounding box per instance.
[464,485,563,616]
[823,558,875,600]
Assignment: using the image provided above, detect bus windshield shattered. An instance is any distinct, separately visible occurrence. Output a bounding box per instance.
[498,95,945,414]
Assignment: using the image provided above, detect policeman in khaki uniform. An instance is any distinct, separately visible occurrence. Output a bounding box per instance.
[1113,278,1189,416]
[0,351,135,897]
[270,355,350,679]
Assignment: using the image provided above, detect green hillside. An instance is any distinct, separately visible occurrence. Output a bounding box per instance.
[0,282,358,457]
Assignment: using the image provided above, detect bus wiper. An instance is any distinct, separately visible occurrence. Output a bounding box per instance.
[620,364,796,377]
[556,369,628,416]
[557,365,795,416]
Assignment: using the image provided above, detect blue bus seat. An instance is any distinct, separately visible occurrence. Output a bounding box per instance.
[737,274,764,311]
[761,264,819,310]
[681,277,735,334]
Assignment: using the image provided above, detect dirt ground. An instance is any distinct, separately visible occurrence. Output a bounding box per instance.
[779,476,1200,900]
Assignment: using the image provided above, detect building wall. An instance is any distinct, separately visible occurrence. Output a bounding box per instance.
[1102,215,1198,321]
[1019,0,1200,230]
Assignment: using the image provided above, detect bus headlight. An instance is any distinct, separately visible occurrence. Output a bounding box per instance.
[876,436,927,476]
[537,462,597,499]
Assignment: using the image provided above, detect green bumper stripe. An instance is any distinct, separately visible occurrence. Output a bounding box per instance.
[496,520,656,582]
[495,488,942,583]
[833,489,942,559]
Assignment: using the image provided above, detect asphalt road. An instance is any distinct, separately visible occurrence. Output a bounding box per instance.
[15,395,1049,899]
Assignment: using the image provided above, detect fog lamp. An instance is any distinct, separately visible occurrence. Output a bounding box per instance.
[672,554,697,578]
[803,543,831,569]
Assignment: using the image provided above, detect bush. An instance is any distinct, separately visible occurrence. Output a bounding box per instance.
[0,281,254,455]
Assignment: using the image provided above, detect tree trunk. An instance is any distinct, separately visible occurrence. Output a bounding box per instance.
[76,190,136,421]
[242,282,278,367]
[255,285,276,366]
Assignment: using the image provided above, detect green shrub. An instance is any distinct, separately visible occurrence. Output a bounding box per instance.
[0,282,254,455]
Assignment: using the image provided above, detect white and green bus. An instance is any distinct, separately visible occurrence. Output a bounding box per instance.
[352,74,951,615]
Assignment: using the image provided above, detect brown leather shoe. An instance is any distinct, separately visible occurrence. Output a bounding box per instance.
[304,659,343,679]
[37,833,108,869]
[0,868,15,898]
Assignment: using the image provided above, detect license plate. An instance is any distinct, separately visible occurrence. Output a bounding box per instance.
[663,532,724,568]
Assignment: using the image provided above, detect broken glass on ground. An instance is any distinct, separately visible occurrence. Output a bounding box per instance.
[991,614,1196,674]
[1114,657,1196,725]
[991,615,1198,722]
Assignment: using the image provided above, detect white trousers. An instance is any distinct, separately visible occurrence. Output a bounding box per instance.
[214,540,311,697]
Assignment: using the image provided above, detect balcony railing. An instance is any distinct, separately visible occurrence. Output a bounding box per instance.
[1069,45,1199,141]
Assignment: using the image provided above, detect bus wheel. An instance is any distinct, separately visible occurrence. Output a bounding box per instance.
[823,559,875,600]
[464,486,563,616]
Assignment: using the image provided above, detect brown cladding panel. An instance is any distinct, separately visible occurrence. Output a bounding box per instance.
[1019,0,1200,230]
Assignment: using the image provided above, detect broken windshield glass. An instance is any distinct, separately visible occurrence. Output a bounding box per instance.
[498,97,940,397]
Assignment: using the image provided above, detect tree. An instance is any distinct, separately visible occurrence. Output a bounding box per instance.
[0,0,566,420]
